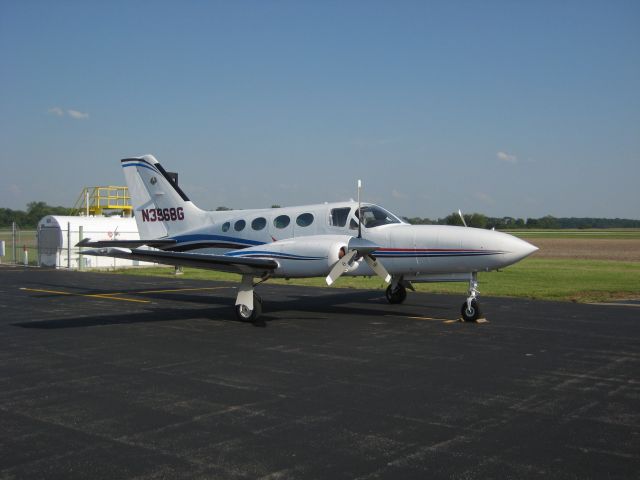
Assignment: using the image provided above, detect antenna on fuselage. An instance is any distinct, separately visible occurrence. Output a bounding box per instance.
[357,179,362,238]
[458,209,468,228]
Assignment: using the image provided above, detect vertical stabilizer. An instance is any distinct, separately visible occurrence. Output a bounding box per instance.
[121,155,206,239]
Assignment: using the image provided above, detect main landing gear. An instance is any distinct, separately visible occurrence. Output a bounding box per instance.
[235,292,262,322]
[461,272,482,322]
[386,283,407,304]
[234,274,267,322]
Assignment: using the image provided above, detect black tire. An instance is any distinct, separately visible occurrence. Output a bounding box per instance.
[235,293,263,322]
[386,284,407,304]
[461,299,481,322]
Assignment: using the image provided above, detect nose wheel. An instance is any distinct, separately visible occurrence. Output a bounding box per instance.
[461,298,481,322]
[461,272,481,322]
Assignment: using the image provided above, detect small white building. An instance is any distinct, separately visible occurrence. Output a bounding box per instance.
[37,215,155,269]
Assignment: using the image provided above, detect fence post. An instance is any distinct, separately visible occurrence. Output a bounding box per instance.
[12,221,17,265]
[67,222,71,269]
[78,226,83,270]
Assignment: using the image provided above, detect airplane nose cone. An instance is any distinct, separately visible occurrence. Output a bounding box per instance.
[506,236,538,262]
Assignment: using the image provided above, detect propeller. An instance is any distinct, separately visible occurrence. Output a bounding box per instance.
[326,180,391,286]
[326,237,391,286]
[458,209,468,227]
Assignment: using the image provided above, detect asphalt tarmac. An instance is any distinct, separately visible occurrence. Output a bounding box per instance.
[1,266,638,479]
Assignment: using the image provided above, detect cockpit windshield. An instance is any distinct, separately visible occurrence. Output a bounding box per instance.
[354,205,402,228]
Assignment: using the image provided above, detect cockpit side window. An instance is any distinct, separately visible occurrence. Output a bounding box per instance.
[330,207,351,227]
[354,205,401,228]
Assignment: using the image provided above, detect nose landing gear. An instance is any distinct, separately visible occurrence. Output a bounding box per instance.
[461,272,482,322]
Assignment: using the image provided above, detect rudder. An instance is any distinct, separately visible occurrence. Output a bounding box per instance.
[121,155,206,239]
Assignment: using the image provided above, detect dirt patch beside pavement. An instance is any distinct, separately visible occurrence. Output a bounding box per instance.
[522,238,640,261]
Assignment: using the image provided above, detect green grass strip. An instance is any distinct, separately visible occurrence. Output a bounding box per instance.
[109,258,640,303]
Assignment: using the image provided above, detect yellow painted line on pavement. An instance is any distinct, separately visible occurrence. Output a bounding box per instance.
[135,286,232,294]
[20,287,151,304]
[385,314,457,323]
[20,285,232,303]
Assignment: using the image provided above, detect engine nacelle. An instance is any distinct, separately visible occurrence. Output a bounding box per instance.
[231,235,353,278]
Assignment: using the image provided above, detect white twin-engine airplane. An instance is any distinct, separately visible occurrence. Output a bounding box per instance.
[79,155,538,322]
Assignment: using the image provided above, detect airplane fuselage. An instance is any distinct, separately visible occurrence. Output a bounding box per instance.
[158,201,537,281]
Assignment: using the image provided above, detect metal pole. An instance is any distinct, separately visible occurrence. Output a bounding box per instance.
[67,222,71,269]
[78,225,83,270]
[12,221,17,264]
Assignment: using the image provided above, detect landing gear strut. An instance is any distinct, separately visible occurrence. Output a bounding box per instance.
[461,272,481,322]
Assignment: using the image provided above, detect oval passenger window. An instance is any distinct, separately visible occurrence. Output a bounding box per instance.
[274,215,291,229]
[252,217,267,230]
[296,213,314,227]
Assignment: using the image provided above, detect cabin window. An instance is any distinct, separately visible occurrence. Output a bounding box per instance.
[251,217,267,230]
[222,222,230,232]
[274,215,290,229]
[296,213,314,227]
[234,220,246,231]
[354,205,401,228]
[330,207,350,227]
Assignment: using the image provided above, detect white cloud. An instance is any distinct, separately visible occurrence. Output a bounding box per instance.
[67,109,89,120]
[497,151,518,163]
[47,107,90,119]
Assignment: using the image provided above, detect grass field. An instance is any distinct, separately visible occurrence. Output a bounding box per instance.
[112,229,640,303]
[4,226,637,302]
[112,257,640,304]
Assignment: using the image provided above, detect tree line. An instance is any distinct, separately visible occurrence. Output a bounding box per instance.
[0,202,74,228]
[1,202,639,229]
[403,213,640,229]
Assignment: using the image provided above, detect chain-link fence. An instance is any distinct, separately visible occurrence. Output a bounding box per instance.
[1,222,149,269]
[0,226,38,266]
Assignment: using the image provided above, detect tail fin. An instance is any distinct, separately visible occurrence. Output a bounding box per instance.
[121,155,207,239]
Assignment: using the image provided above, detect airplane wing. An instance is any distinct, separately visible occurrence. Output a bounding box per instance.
[82,247,278,275]
[77,238,178,249]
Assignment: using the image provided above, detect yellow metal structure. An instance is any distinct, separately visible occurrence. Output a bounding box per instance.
[72,186,132,216]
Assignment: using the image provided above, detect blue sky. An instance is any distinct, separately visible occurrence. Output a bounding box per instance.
[1,0,638,219]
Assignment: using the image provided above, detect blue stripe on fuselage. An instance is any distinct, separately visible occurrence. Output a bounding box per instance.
[172,234,265,247]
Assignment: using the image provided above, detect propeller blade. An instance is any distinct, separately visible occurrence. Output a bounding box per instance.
[326,249,358,286]
[363,255,391,284]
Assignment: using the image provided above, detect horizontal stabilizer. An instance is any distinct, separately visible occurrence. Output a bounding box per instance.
[77,238,177,249]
